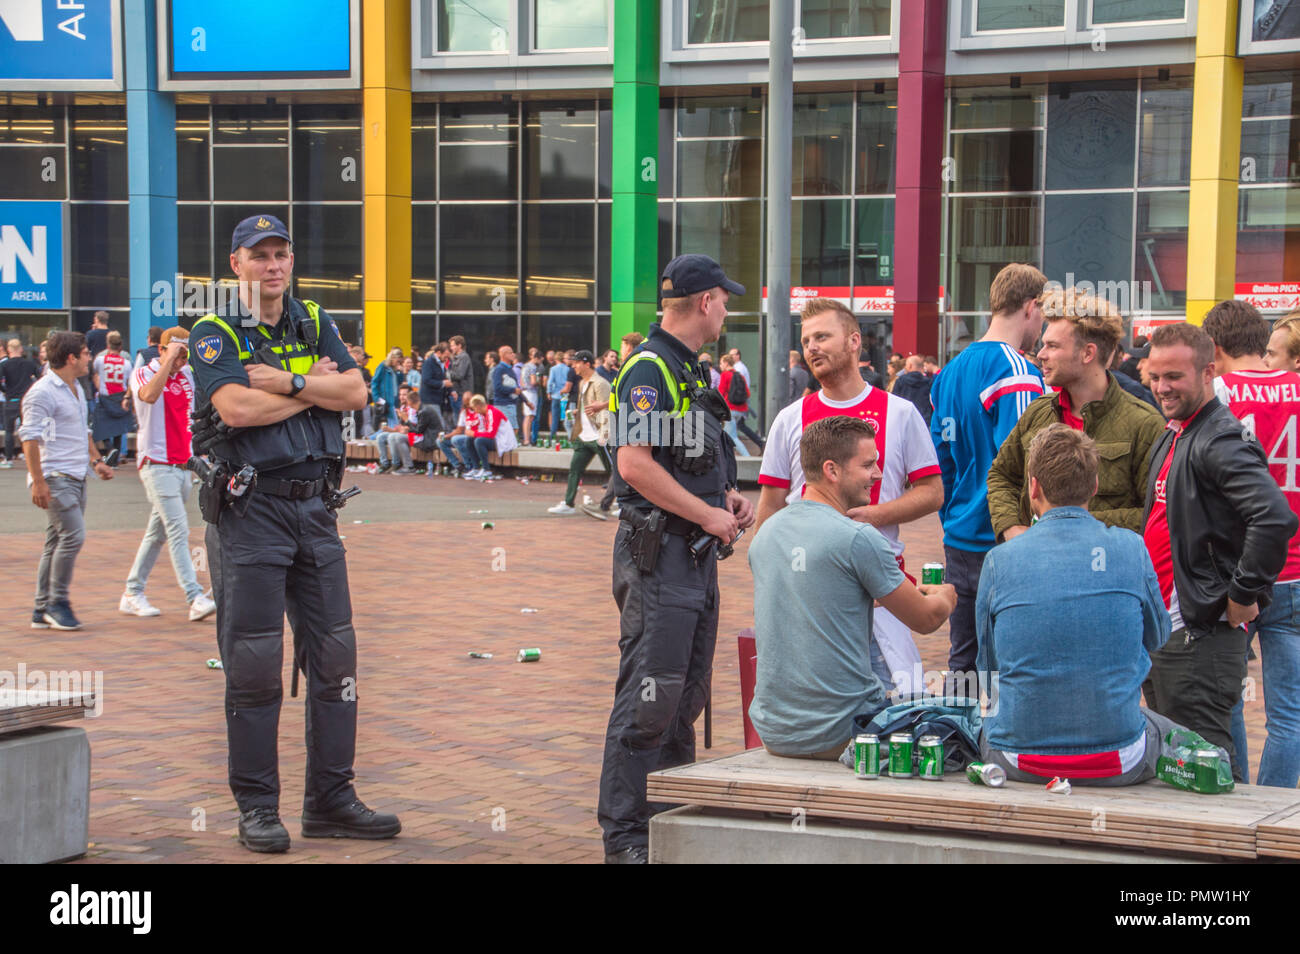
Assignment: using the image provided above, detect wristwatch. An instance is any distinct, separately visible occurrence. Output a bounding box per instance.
[288,373,307,397]
[91,457,104,467]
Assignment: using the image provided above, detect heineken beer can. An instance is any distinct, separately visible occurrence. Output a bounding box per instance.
[516,648,541,662]
[888,733,913,777]
[922,563,944,585]
[966,762,1007,787]
[918,735,944,780]
[854,734,880,779]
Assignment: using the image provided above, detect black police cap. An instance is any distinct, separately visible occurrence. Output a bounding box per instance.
[659,254,745,301]
[230,214,292,254]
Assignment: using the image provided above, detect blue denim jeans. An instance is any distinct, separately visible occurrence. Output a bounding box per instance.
[945,544,987,676]
[1230,581,1300,788]
[462,436,496,471]
[126,464,203,602]
[494,402,518,432]
[438,435,470,471]
[549,397,565,435]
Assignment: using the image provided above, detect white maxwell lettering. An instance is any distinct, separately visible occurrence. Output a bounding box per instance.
[0,224,47,284]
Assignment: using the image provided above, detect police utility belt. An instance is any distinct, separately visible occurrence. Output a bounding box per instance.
[619,507,740,572]
[188,454,359,523]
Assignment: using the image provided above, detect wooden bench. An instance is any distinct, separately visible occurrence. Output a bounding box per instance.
[0,691,94,864]
[646,749,1300,864]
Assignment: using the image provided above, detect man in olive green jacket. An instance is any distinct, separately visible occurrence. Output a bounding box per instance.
[988,288,1165,540]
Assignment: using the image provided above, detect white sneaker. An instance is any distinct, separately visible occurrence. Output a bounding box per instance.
[0,459,12,469]
[463,468,480,479]
[120,593,161,617]
[189,594,216,621]
[547,502,577,515]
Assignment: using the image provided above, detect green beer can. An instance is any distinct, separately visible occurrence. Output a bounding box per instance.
[966,762,1007,787]
[888,733,913,777]
[516,648,541,662]
[854,734,880,779]
[918,735,944,780]
[922,563,945,585]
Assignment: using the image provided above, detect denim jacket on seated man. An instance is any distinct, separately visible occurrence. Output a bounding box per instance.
[975,506,1171,755]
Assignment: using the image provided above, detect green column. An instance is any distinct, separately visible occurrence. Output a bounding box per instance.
[610,0,660,341]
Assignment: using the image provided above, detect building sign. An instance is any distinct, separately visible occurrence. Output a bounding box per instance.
[0,201,67,310]
[159,0,358,90]
[761,285,946,314]
[1236,281,1300,312]
[0,0,122,90]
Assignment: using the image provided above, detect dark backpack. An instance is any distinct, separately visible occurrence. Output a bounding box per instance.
[727,372,749,406]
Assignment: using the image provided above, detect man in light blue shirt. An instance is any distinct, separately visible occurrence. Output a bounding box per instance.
[20,331,115,631]
[976,424,1177,785]
[547,352,572,439]
[748,416,956,757]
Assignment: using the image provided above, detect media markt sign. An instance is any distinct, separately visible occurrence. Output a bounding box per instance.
[0,201,66,310]
[0,0,122,90]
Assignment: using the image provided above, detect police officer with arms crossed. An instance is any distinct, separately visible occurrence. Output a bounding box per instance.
[598,254,756,864]
[188,214,400,853]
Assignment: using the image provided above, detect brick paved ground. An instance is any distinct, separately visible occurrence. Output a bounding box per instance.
[0,466,1270,863]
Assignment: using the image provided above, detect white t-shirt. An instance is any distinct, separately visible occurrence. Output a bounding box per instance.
[758,384,941,557]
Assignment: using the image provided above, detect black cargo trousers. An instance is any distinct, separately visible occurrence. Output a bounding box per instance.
[206,488,359,813]
[597,522,719,853]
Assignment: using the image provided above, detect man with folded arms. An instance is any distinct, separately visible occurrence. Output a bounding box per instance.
[747,416,955,758]
[978,425,1175,785]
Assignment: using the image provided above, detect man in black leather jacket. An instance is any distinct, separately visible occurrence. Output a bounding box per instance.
[1140,322,1297,776]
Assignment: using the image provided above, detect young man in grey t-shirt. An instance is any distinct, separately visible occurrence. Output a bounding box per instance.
[747,416,956,758]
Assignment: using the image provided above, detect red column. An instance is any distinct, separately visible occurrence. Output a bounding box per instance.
[892,1,947,357]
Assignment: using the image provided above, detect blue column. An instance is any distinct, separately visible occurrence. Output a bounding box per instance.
[125,0,177,353]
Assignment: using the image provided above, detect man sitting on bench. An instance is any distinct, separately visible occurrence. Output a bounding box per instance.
[747,416,957,759]
[976,424,1178,785]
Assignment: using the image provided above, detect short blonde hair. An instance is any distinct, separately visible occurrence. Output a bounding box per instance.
[800,297,858,336]
[1039,285,1124,362]
[1274,313,1300,361]
[989,263,1048,317]
[469,394,486,410]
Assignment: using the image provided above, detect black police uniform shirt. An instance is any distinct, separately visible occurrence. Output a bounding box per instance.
[189,298,357,479]
[612,323,728,510]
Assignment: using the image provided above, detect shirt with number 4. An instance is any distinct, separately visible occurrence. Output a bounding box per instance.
[1214,369,1300,583]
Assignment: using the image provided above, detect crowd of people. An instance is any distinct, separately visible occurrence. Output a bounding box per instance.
[747,263,1300,794]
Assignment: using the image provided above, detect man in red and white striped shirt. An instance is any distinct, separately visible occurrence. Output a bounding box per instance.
[1206,301,1300,788]
[756,298,944,694]
[120,327,215,621]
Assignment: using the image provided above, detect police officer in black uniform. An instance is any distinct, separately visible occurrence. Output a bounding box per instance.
[188,214,400,853]
[597,254,756,863]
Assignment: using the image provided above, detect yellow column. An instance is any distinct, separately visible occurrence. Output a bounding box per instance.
[1185,0,1243,325]
[362,0,412,365]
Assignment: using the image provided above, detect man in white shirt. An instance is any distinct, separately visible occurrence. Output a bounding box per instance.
[756,298,944,694]
[20,331,115,631]
[120,327,215,621]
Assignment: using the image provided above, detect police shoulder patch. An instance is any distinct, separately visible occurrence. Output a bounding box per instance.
[196,335,224,364]
[630,385,658,413]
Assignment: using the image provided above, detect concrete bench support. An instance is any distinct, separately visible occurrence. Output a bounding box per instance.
[0,726,90,864]
[650,806,1208,864]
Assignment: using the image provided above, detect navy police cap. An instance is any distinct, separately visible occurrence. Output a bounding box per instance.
[230,214,292,254]
[659,254,745,301]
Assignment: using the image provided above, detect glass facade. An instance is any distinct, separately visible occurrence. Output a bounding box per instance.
[946,78,1192,344]
[0,104,129,342]
[174,102,363,338]
[410,100,607,354]
[1238,71,1300,287]
[975,0,1065,31]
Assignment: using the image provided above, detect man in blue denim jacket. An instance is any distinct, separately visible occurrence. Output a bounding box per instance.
[976,424,1178,785]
